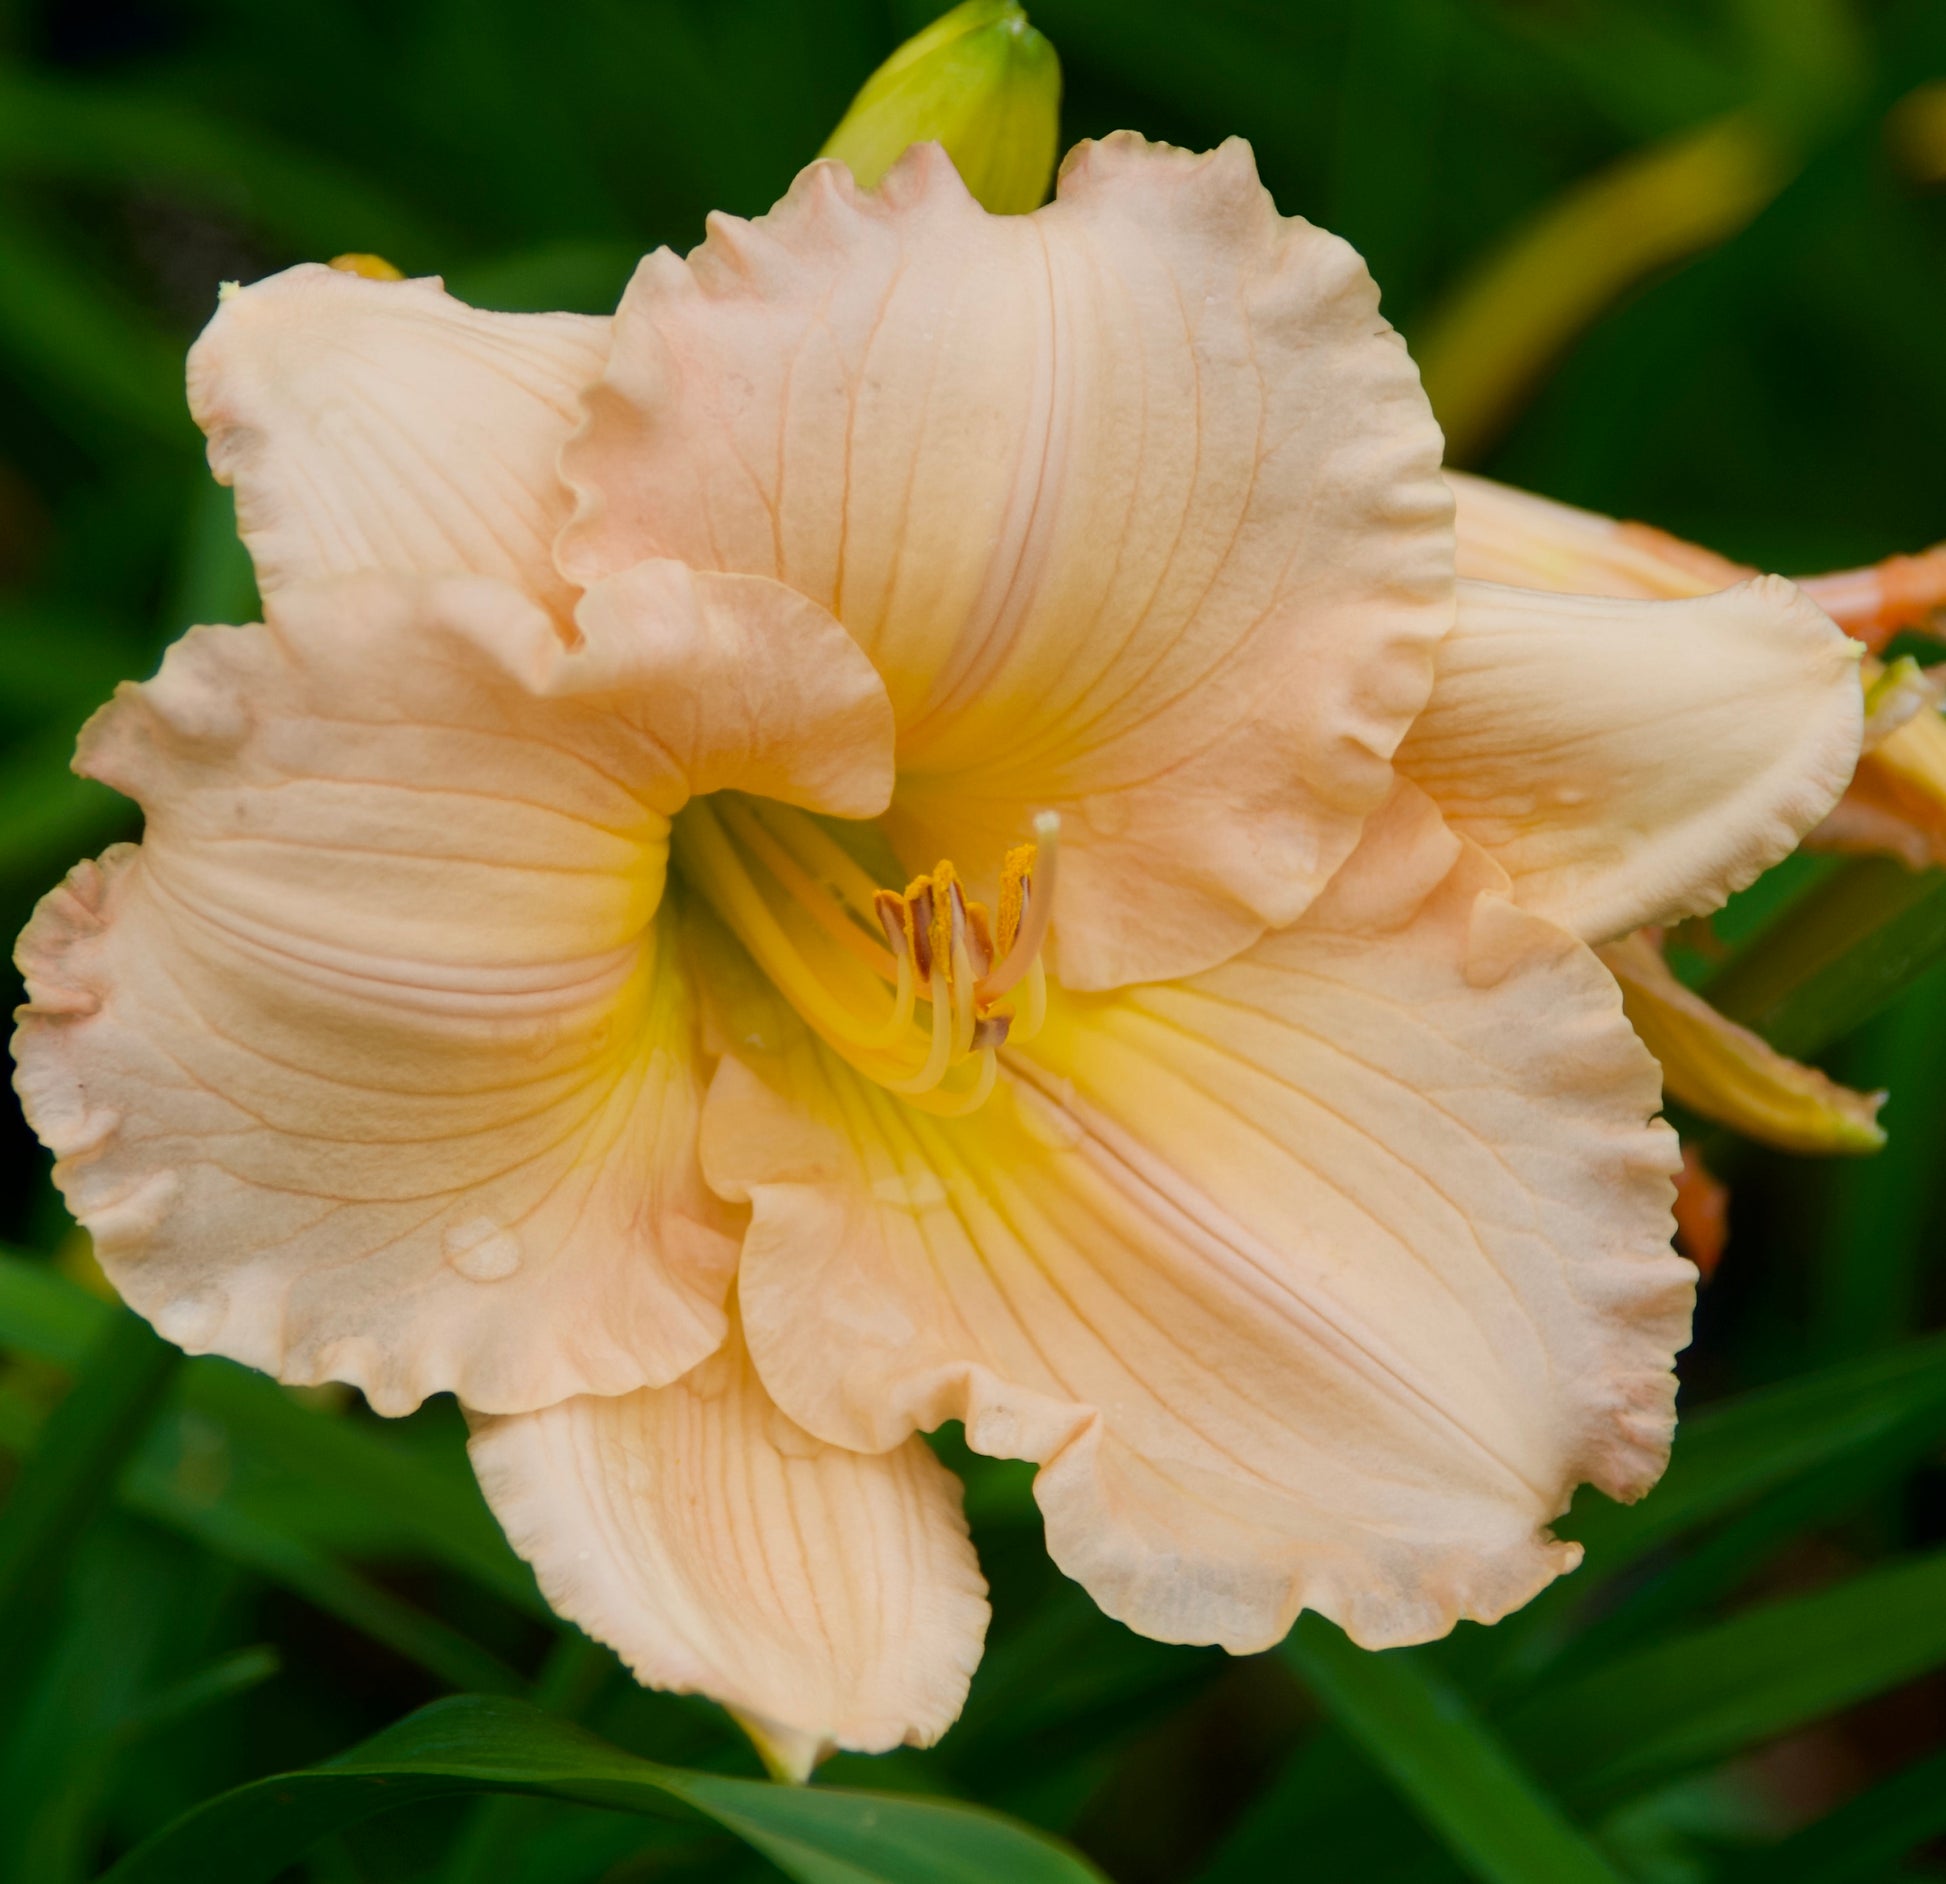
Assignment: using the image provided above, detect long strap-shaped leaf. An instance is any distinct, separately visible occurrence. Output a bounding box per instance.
[0,1307,178,1694]
[1281,1617,1623,1884]
[100,1694,1106,1884]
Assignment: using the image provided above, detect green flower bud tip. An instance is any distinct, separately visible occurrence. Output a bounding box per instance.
[820,1,1062,216]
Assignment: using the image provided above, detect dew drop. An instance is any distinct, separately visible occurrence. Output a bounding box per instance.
[870,1169,946,1212]
[442,1216,524,1282]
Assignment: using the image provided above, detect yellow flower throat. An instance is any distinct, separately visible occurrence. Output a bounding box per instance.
[674,796,1056,1115]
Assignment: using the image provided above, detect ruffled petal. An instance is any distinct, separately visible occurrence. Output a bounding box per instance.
[706,785,1691,1653]
[563,135,1452,989]
[12,571,891,1415]
[1598,933,1885,1154]
[469,1325,988,1779]
[188,264,608,616]
[1395,577,1862,944]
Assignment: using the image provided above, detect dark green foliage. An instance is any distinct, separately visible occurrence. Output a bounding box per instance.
[4,2,1946,1880]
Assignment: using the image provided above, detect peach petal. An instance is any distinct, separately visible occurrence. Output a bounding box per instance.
[707,784,1692,1653]
[1397,577,1862,944]
[189,264,607,616]
[12,570,891,1415]
[564,135,1452,989]
[470,1326,988,1779]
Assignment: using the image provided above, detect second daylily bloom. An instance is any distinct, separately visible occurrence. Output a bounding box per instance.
[13,137,1863,1773]
[1447,469,1945,1156]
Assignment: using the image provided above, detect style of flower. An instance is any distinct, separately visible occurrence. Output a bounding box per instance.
[11,137,1864,1777]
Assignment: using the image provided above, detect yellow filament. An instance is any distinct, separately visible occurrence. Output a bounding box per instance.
[716,798,898,980]
[747,800,893,921]
[677,795,1058,1114]
[676,805,901,1058]
[949,929,978,1058]
[861,946,918,1051]
[924,1049,999,1117]
[884,972,958,1094]
[1010,955,1048,1044]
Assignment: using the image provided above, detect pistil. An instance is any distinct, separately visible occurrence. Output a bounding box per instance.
[674,796,1058,1113]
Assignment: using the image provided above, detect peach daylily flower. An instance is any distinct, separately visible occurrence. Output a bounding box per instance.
[12,138,1864,1775]
[1446,470,1938,1155]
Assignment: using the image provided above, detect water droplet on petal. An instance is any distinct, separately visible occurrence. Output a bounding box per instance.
[871,1169,946,1212]
[443,1216,523,1282]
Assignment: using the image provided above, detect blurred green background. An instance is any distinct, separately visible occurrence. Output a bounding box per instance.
[5,1,1946,1880]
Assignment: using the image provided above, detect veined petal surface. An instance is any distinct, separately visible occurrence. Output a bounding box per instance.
[12,570,892,1415]
[563,134,1452,989]
[189,264,608,616]
[1396,577,1862,944]
[707,786,1691,1652]
[470,1325,988,1780]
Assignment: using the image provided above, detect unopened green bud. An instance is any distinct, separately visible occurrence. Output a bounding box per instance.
[820,1,1061,215]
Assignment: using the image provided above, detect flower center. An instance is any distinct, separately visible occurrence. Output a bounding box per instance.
[674,795,1057,1115]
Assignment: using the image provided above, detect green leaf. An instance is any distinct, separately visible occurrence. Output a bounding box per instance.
[0,1254,537,1613]
[120,1476,527,1696]
[0,1309,179,1692]
[1488,1331,1946,1683]
[100,1695,1106,1884]
[0,69,439,260]
[1279,1617,1624,1884]
[1702,856,1946,1059]
[1566,1325,1946,1570]
[1720,1744,1946,1883]
[1508,1544,1946,1804]
[0,203,190,447]
[0,1245,106,1368]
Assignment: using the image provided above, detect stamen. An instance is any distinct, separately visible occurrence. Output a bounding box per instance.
[949,917,978,1059]
[674,793,1059,1115]
[963,901,995,980]
[925,1048,999,1117]
[979,812,1059,1002]
[885,971,957,1094]
[717,797,898,980]
[1011,956,1048,1044]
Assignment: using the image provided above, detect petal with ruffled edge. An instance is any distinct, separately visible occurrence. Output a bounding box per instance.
[562,135,1452,990]
[1394,577,1861,946]
[12,569,893,1415]
[707,785,1691,1652]
[469,1324,988,1780]
[188,264,608,617]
